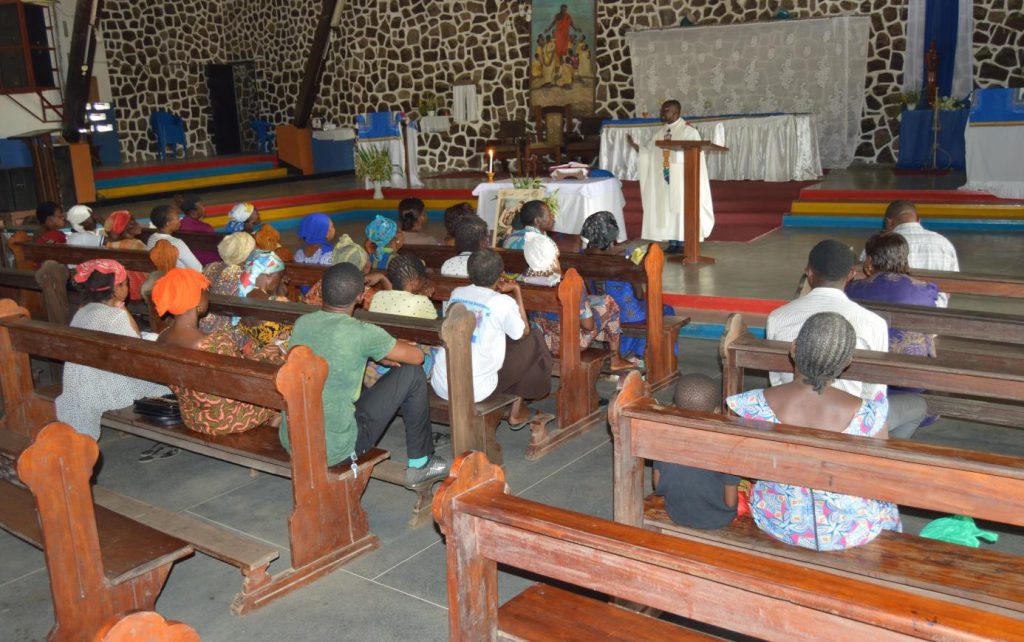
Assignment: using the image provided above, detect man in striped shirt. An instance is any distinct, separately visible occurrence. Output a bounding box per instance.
[767,239,926,438]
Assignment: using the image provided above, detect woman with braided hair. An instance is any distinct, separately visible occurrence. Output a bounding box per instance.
[726,312,901,551]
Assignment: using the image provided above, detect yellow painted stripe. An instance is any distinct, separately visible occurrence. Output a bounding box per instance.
[96,168,289,199]
[205,197,470,228]
[790,201,1024,218]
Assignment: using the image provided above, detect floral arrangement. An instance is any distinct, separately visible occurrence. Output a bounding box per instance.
[936,96,967,111]
[896,90,920,110]
[417,93,440,114]
[511,177,559,218]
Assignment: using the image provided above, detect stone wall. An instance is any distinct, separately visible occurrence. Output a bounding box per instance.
[101,1,1024,168]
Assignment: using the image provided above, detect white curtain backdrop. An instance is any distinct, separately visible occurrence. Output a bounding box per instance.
[626,17,870,168]
[903,0,974,98]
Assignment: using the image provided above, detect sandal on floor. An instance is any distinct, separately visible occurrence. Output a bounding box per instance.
[432,432,451,448]
[507,410,554,431]
[138,444,180,463]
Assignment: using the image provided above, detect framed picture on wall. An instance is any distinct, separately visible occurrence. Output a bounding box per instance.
[530,1,596,115]
[493,188,547,246]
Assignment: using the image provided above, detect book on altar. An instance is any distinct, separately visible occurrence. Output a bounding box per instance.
[549,162,590,181]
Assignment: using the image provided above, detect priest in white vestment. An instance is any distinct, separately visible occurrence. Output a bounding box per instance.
[630,100,714,253]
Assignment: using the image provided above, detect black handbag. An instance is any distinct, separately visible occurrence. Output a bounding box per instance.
[133,394,181,425]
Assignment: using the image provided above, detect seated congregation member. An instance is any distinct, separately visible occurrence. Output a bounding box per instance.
[365,214,402,270]
[177,195,220,265]
[65,205,105,247]
[200,231,256,334]
[440,215,489,277]
[254,223,293,261]
[730,312,901,551]
[847,231,938,357]
[522,234,632,371]
[294,213,336,265]
[653,373,740,530]
[877,200,958,307]
[766,239,925,439]
[146,205,203,271]
[104,210,147,301]
[502,200,553,250]
[55,259,171,440]
[154,268,281,435]
[579,210,672,363]
[286,262,449,487]
[431,249,553,427]
[302,235,387,308]
[442,202,475,247]
[34,201,67,244]
[399,197,440,245]
[236,251,289,351]
[226,202,261,234]
[368,253,437,319]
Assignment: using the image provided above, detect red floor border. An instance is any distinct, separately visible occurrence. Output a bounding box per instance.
[662,293,786,315]
[204,187,475,215]
[797,188,1024,204]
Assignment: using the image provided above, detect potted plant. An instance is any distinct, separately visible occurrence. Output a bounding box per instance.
[418,93,439,117]
[355,146,397,199]
[897,90,920,111]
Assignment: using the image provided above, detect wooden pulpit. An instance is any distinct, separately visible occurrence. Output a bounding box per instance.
[655,139,728,265]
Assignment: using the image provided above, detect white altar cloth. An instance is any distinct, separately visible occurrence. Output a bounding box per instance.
[962,123,1024,199]
[472,177,627,242]
[600,114,823,182]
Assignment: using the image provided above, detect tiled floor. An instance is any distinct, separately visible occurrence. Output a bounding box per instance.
[3,172,1023,640]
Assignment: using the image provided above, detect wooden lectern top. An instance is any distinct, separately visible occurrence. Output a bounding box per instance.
[655,140,729,153]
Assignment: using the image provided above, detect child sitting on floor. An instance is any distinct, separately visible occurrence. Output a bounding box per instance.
[653,373,741,530]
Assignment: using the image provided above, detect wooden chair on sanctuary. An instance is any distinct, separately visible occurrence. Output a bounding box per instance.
[477,119,527,176]
[526,104,572,176]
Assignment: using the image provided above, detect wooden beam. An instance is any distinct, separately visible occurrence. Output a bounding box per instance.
[293,0,340,129]
[62,0,103,142]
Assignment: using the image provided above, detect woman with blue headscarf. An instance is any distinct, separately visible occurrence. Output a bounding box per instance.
[365,214,402,270]
[294,213,336,265]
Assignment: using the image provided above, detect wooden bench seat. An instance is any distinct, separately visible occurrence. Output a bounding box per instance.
[402,242,684,390]
[721,313,1024,429]
[435,452,1023,640]
[0,299,386,615]
[611,371,1024,623]
[797,266,1024,300]
[0,422,193,640]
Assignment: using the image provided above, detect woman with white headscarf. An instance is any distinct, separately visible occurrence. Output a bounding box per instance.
[521,234,631,370]
[65,205,106,247]
[226,202,262,234]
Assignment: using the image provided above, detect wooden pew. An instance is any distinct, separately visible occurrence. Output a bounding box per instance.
[286,262,609,460]
[434,451,1022,641]
[12,238,157,273]
[0,422,194,641]
[720,313,1024,429]
[205,294,516,472]
[796,267,1024,300]
[401,243,687,390]
[610,370,1024,622]
[0,299,386,614]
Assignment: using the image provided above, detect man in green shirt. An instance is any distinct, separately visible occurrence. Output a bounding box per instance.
[281,262,448,488]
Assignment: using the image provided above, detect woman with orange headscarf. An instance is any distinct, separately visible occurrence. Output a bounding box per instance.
[153,268,282,435]
[104,210,147,300]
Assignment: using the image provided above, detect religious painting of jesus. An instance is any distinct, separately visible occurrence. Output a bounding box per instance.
[530,0,596,116]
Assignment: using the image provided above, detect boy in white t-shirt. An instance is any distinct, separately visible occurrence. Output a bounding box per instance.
[431,249,553,427]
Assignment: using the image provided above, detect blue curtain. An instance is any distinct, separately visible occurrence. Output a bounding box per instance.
[922,0,959,100]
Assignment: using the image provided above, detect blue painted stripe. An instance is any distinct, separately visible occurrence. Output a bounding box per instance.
[783,215,1024,232]
[678,322,766,341]
[95,162,277,188]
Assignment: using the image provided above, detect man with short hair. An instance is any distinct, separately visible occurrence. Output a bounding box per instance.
[145,205,203,271]
[767,239,926,438]
[285,262,448,488]
[880,200,959,306]
[441,215,489,277]
[629,100,715,254]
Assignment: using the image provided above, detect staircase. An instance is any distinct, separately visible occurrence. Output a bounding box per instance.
[94,154,288,201]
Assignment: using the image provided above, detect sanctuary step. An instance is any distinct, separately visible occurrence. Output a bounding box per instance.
[94,154,290,201]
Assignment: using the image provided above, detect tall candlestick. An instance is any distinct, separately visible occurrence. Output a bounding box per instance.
[488,148,494,174]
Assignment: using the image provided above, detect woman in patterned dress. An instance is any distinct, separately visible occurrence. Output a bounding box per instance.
[200,231,256,334]
[726,312,901,551]
[153,268,281,435]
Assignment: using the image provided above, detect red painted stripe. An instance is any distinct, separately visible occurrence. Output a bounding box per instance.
[94,155,278,180]
[797,188,1024,204]
[204,187,475,215]
[662,293,786,315]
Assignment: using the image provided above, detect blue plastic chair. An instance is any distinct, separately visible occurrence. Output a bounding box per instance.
[149,111,187,160]
[250,120,275,153]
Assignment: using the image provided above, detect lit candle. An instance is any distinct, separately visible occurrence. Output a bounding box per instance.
[488,148,494,174]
